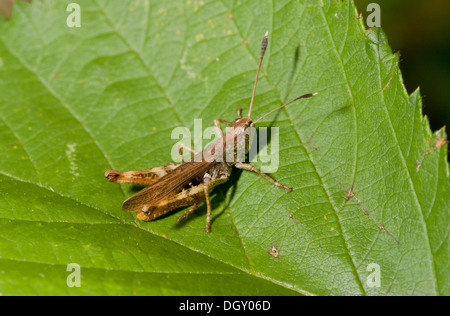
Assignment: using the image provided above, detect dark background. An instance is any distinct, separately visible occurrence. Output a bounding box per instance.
[355,0,450,133]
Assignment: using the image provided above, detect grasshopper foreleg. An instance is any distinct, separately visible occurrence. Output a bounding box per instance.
[214,119,233,138]
[176,142,198,163]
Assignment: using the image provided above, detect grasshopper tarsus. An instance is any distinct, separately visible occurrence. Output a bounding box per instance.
[105,32,317,233]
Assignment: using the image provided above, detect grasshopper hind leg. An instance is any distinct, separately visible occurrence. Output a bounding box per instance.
[136,205,155,221]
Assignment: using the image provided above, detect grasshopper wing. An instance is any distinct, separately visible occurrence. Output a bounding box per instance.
[122,161,214,212]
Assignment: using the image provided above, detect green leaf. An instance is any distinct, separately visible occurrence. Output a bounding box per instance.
[0,0,448,296]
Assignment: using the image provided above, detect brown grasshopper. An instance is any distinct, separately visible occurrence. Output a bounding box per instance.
[105,32,317,233]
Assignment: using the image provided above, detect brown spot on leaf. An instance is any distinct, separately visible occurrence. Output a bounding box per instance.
[345,186,355,201]
[288,214,301,225]
[0,0,32,18]
[434,137,448,149]
[269,245,279,258]
[307,137,319,151]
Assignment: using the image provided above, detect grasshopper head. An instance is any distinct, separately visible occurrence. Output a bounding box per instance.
[232,117,253,129]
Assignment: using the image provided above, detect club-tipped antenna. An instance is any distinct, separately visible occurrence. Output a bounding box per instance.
[251,92,318,125]
[248,31,269,118]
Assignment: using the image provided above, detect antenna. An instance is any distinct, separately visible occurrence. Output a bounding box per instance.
[251,93,318,125]
[248,31,269,117]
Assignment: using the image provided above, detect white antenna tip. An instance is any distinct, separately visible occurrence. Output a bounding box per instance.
[264,31,269,37]
[312,92,318,96]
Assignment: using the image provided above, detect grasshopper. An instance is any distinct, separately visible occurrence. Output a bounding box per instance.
[105,32,317,233]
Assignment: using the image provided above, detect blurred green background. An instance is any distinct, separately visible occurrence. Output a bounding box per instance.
[355,0,450,133]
